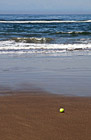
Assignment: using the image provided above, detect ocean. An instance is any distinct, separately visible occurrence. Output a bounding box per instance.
[0,14,91,96]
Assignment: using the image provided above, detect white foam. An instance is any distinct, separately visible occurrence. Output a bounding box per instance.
[0,20,91,23]
[0,40,91,54]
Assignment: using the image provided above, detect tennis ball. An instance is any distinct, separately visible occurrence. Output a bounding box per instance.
[59,108,64,113]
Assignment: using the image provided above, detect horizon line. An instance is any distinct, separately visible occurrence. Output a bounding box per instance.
[0,13,91,15]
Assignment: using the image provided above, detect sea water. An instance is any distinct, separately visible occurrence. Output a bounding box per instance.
[0,14,91,96]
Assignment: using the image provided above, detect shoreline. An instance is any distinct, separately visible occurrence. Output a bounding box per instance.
[0,91,91,140]
[0,88,91,97]
[0,54,91,97]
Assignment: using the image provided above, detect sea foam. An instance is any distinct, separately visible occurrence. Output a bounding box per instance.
[0,20,91,24]
[0,40,91,54]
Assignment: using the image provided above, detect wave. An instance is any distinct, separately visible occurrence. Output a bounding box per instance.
[52,31,91,35]
[0,40,91,54]
[0,20,91,23]
[11,37,53,43]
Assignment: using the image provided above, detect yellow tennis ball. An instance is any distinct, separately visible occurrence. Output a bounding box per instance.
[59,108,64,113]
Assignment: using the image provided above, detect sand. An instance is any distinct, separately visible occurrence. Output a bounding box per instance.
[0,92,91,140]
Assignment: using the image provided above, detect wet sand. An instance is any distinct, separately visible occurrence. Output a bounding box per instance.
[0,92,91,140]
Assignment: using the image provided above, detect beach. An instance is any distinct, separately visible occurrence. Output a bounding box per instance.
[0,14,91,140]
[0,91,91,140]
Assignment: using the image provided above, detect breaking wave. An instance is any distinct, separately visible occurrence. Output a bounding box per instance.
[0,40,91,54]
[11,37,54,43]
[53,31,91,35]
[0,20,91,24]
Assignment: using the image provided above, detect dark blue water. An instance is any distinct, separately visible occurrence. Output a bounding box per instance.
[0,14,91,54]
